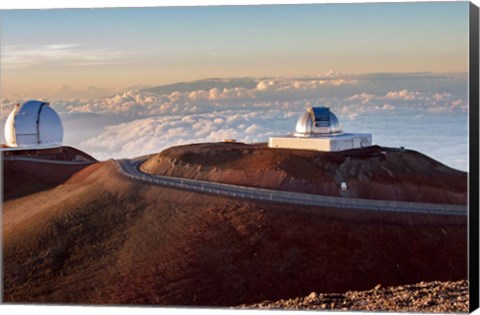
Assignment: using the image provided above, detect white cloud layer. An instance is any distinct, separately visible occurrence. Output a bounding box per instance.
[80,109,298,160]
[1,73,469,171]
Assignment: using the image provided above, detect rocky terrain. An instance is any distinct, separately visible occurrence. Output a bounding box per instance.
[239,280,469,312]
[2,143,468,310]
[141,142,467,204]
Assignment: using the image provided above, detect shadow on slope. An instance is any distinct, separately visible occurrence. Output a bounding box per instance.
[3,158,467,306]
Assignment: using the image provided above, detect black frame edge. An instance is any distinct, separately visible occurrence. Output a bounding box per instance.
[469,1,480,313]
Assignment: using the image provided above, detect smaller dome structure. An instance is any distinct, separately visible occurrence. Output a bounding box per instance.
[4,100,63,148]
[268,106,371,152]
[294,107,342,137]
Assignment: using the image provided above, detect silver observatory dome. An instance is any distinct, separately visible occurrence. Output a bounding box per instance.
[294,107,342,137]
[4,100,63,148]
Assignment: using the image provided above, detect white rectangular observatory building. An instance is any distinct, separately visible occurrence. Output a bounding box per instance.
[268,133,372,152]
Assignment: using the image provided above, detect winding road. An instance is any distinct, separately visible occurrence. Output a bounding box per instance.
[3,154,467,216]
[113,158,468,217]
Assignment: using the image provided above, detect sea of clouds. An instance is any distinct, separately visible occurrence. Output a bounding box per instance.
[1,72,469,171]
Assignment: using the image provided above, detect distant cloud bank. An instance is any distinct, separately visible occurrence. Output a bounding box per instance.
[1,73,469,170]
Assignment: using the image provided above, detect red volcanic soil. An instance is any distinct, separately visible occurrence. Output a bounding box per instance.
[2,146,96,201]
[141,143,467,204]
[3,152,467,307]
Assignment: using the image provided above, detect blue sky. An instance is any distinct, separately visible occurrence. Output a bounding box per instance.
[1,2,469,97]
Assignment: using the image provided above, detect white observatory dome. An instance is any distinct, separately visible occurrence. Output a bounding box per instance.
[4,100,63,148]
[294,107,342,137]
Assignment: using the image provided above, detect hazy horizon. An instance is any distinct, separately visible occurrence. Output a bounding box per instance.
[1,2,469,98]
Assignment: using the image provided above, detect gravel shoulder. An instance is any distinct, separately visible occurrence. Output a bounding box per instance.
[238,280,469,313]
